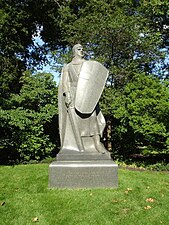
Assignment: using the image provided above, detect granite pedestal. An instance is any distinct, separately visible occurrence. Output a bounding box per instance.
[49,150,118,188]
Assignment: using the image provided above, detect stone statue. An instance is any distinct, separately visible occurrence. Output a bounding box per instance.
[58,44,109,154]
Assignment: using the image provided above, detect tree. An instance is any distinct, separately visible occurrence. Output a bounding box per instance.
[55,0,169,157]
[53,0,168,81]
[0,72,58,163]
[0,0,168,162]
[0,1,62,163]
[107,73,169,157]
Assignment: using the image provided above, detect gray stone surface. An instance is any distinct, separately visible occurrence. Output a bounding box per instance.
[59,44,109,153]
[50,44,118,189]
[49,160,118,189]
[57,149,111,161]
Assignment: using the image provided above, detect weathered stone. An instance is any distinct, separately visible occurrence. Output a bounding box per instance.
[49,160,118,189]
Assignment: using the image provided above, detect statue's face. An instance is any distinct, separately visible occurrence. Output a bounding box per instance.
[74,45,84,58]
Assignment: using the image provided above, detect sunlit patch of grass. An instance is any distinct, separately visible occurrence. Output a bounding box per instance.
[0,164,169,225]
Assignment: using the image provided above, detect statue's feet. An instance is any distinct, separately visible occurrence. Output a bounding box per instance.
[96,143,106,154]
[92,135,107,154]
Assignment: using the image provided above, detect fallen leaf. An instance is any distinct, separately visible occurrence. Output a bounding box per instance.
[112,199,127,203]
[127,188,132,191]
[124,188,132,194]
[1,201,5,206]
[32,217,39,222]
[122,208,129,213]
[112,200,118,203]
[146,198,154,203]
[144,205,152,210]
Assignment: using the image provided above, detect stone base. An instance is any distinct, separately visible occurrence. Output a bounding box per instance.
[49,159,118,189]
[57,149,112,161]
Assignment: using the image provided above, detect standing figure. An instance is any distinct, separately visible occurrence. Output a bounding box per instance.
[58,44,109,154]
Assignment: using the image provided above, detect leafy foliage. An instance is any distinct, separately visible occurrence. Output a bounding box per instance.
[0,0,169,163]
[54,0,168,81]
[102,73,169,157]
[0,72,58,163]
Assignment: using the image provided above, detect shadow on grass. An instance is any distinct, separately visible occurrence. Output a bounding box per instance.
[114,153,169,171]
[1,144,169,172]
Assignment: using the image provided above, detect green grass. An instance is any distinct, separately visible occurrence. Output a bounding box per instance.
[0,164,169,225]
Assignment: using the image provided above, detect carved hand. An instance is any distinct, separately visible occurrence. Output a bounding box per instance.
[65,93,72,107]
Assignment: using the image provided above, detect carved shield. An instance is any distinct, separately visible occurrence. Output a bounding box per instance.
[75,61,109,114]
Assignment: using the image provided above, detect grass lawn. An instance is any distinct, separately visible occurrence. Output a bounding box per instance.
[0,164,169,225]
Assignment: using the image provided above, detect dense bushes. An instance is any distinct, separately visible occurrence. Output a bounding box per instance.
[0,72,59,164]
[101,73,169,160]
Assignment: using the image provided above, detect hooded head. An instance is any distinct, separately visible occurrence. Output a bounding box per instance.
[72,44,84,58]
